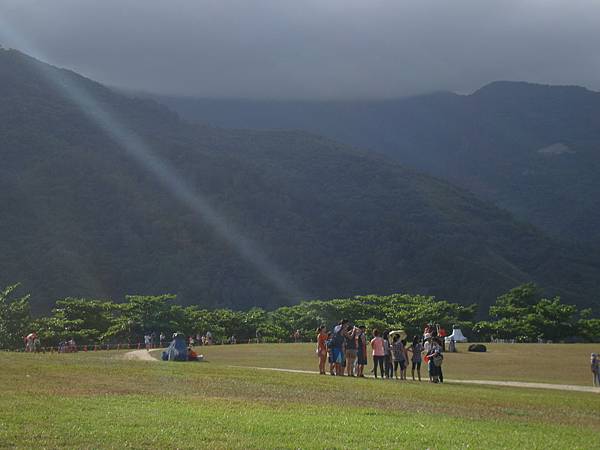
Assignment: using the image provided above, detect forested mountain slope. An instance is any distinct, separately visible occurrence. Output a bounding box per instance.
[157,82,600,242]
[1,48,599,313]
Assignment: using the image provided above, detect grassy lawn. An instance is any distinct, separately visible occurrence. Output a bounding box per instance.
[1,346,599,449]
[198,342,600,386]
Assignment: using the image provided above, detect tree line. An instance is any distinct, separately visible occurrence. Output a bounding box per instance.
[1,282,599,350]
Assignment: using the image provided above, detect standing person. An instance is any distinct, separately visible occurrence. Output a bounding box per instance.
[344,324,358,377]
[370,329,385,379]
[400,339,408,380]
[382,331,392,379]
[356,325,368,378]
[391,334,406,380]
[255,329,261,344]
[434,338,444,383]
[316,326,328,375]
[144,334,151,351]
[332,319,348,376]
[408,335,424,381]
[326,332,335,375]
[428,348,444,383]
[159,332,166,347]
[591,353,600,387]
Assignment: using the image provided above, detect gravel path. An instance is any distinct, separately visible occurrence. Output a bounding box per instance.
[123,351,600,393]
[123,349,160,362]
[233,366,600,394]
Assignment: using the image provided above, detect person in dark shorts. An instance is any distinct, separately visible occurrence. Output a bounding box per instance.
[356,325,368,377]
[344,324,358,376]
[408,335,423,381]
[391,334,406,380]
[326,332,335,375]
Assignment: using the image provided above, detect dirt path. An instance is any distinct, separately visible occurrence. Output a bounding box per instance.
[234,366,600,394]
[123,352,599,393]
[123,349,160,362]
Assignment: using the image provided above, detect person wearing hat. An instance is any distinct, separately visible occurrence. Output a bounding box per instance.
[591,353,599,387]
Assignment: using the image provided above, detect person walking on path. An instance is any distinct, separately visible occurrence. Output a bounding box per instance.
[316,326,328,375]
[370,329,385,379]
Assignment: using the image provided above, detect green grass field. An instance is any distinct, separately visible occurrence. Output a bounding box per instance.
[198,342,598,385]
[1,344,599,449]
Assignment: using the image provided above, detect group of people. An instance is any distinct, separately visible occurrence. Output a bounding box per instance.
[316,320,446,383]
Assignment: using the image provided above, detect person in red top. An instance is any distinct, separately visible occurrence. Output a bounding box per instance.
[316,326,328,375]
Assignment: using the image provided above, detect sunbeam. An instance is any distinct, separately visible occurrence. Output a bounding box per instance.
[0,20,306,303]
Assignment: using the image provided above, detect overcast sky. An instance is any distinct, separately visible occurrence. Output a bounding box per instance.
[1,0,599,99]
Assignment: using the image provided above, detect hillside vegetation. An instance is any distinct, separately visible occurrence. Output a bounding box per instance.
[1,48,599,313]
[158,82,600,242]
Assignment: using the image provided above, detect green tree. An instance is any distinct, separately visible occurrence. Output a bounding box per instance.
[0,284,31,349]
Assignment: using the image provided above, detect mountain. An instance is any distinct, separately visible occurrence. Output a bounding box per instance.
[155,82,600,242]
[1,48,599,314]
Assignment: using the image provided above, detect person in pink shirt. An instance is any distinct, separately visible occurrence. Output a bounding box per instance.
[370,329,385,379]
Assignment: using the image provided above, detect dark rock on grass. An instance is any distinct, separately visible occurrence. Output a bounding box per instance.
[468,344,487,352]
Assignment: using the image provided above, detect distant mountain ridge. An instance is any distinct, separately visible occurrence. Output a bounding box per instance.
[1,48,599,313]
[153,82,600,242]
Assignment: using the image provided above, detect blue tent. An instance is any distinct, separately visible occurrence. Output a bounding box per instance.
[161,333,188,361]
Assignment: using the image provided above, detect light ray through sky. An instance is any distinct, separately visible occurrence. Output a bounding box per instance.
[0,20,306,303]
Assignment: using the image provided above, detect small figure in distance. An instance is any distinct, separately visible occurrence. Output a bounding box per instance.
[187,346,198,361]
[355,325,368,378]
[391,334,406,380]
[343,323,358,377]
[331,319,349,376]
[255,329,261,344]
[591,353,599,387]
[325,331,335,375]
[408,335,424,381]
[370,329,385,379]
[159,332,166,348]
[316,326,328,375]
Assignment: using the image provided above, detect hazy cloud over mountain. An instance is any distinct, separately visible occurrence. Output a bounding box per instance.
[1,0,599,99]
